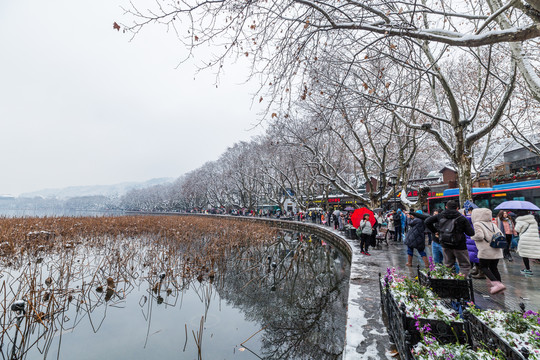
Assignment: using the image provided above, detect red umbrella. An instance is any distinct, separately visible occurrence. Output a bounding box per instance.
[351,207,376,228]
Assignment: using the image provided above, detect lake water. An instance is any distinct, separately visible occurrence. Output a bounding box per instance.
[0,231,349,359]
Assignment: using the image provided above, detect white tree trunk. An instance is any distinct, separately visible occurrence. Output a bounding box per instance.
[456,155,473,208]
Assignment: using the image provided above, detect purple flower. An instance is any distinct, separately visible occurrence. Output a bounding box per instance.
[422,324,432,333]
[523,310,539,319]
[428,257,436,271]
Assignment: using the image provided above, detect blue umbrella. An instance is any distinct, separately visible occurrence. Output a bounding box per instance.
[494,200,540,211]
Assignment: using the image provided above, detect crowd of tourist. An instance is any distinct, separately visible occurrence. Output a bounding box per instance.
[266,201,540,296]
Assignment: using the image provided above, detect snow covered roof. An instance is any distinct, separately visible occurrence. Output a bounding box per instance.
[440,165,457,173]
[426,170,441,178]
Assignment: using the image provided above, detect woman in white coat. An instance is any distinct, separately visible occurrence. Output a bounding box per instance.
[514,210,540,276]
[471,208,505,294]
[386,212,395,241]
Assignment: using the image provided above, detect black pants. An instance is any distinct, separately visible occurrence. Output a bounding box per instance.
[394,226,402,242]
[523,257,531,270]
[503,234,512,256]
[479,258,501,282]
[360,233,370,253]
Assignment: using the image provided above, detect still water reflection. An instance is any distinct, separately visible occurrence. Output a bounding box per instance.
[0,231,349,359]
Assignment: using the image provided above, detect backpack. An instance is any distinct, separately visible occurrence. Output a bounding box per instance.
[479,223,507,249]
[438,217,459,247]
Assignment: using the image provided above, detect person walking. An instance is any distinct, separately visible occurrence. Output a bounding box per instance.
[393,209,403,243]
[386,211,395,241]
[425,200,475,276]
[357,214,373,256]
[411,210,443,264]
[471,208,506,294]
[400,209,407,240]
[404,210,429,267]
[464,208,484,279]
[497,210,517,261]
[515,210,540,276]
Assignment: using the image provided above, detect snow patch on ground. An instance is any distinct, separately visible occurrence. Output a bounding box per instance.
[344,283,368,359]
[368,329,387,336]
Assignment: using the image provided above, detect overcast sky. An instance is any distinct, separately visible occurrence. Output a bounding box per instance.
[0,1,263,196]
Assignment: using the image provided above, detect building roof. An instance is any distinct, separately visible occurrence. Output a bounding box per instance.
[440,166,457,173]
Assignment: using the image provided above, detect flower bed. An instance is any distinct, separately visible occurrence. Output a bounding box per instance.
[465,305,540,359]
[412,337,505,359]
[380,268,468,359]
[418,261,474,302]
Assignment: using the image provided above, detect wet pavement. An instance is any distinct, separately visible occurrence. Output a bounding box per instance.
[307,224,540,359]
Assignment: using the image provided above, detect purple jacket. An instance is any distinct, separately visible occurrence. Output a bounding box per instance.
[465,215,479,264]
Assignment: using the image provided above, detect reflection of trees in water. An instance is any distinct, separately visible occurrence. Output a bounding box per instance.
[0,237,174,360]
[0,219,347,360]
[215,232,350,359]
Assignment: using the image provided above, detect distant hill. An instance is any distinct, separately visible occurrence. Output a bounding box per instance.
[19,178,175,199]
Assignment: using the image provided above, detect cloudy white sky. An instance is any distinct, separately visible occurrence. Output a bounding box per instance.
[0,1,263,196]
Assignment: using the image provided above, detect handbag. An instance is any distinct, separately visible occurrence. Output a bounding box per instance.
[511,235,519,249]
[479,223,507,249]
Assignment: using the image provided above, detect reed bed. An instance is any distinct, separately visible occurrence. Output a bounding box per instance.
[0,215,277,359]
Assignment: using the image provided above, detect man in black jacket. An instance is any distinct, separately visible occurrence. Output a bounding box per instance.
[425,200,475,276]
[411,210,442,264]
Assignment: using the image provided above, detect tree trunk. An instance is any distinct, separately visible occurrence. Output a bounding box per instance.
[456,155,473,208]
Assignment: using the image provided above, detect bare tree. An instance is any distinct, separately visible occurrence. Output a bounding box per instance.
[122,0,540,102]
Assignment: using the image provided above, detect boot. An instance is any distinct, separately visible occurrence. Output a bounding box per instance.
[471,269,486,279]
[422,256,429,268]
[406,255,413,267]
[490,281,506,294]
[470,264,479,276]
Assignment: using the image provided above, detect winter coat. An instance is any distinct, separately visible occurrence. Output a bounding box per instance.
[386,215,395,231]
[515,214,540,259]
[465,215,479,264]
[498,217,516,235]
[393,212,402,229]
[425,209,475,250]
[358,220,373,235]
[411,211,440,244]
[470,208,503,260]
[404,217,426,250]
